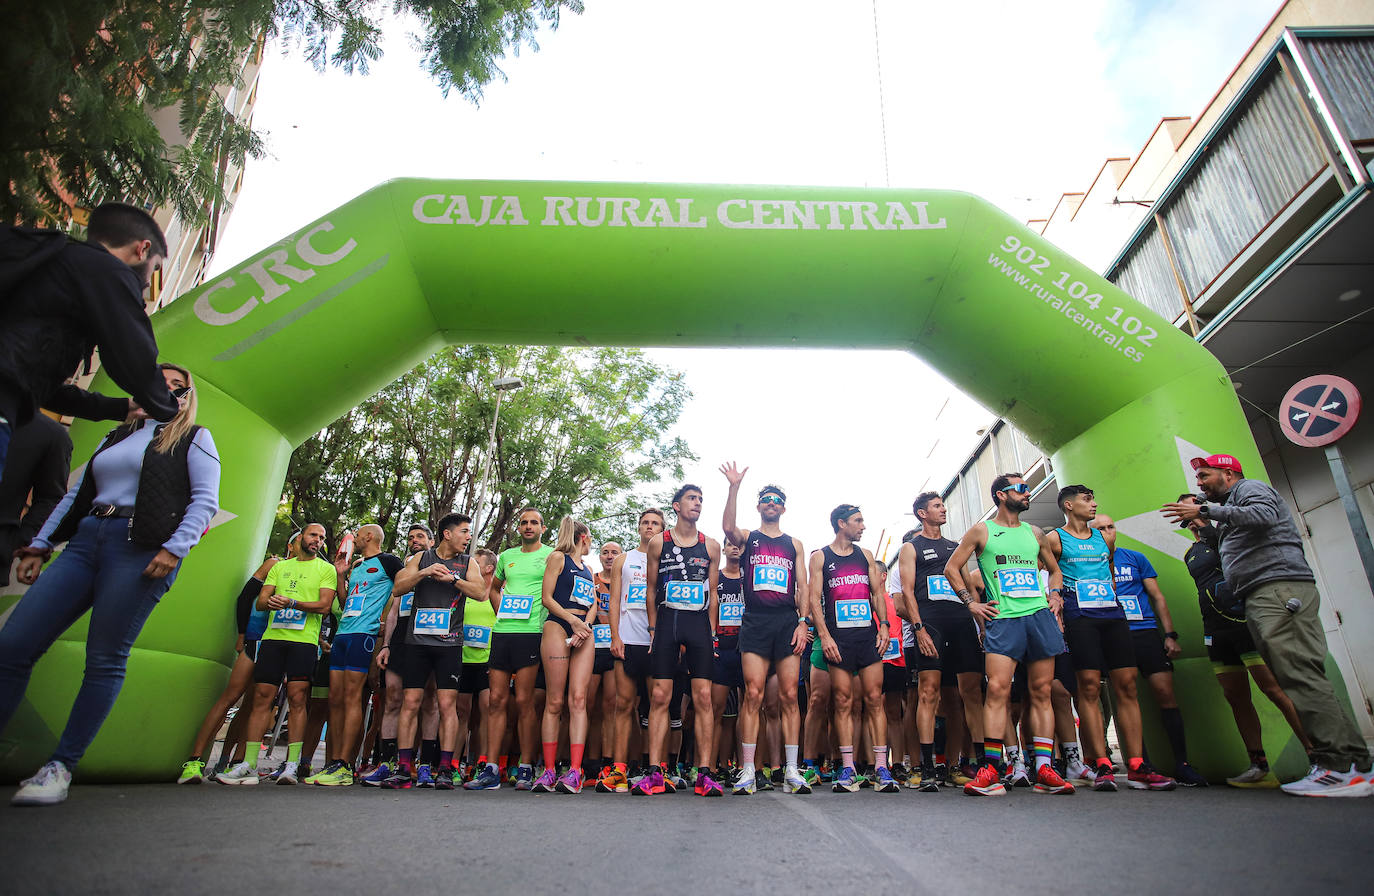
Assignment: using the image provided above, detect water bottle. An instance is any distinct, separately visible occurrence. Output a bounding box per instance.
[338,530,355,566]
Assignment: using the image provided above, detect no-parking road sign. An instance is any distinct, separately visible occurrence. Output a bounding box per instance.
[1279,374,1362,448]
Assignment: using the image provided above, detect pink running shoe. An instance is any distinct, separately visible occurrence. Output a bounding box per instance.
[555,768,584,794]
[632,767,665,796]
[531,768,558,793]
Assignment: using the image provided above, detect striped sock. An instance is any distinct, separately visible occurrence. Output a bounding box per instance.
[984,738,1005,769]
[1033,737,1054,772]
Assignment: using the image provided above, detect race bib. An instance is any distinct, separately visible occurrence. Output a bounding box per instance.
[883,637,901,661]
[1203,635,1213,647]
[414,607,452,637]
[1075,580,1116,610]
[927,575,958,602]
[752,563,790,594]
[463,624,492,649]
[664,579,706,611]
[625,583,647,611]
[342,592,364,618]
[570,576,596,607]
[271,607,307,630]
[996,568,1042,600]
[497,593,535,620]
[1119,594,1145,621]
[593,624,612,648]
[399,592,414,617]
[835,598,873,629]
[719,598,744,626]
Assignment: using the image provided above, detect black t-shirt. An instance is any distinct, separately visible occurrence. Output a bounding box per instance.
[909,534,971,623]
[406,548,470,647]
[1183,537,1244,636]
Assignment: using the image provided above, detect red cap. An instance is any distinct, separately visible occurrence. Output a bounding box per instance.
[1190,454,1243,475]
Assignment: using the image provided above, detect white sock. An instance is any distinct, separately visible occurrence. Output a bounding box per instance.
[785,744,799,771]
[874,746,888,770]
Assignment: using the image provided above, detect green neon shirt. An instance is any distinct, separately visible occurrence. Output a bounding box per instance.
[493,544,553,634]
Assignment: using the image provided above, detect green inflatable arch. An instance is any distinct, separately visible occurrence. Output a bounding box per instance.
[1,179,1317,781]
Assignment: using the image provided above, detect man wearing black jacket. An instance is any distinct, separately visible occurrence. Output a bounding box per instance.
[0,415,72,586]
[0,202,180,477]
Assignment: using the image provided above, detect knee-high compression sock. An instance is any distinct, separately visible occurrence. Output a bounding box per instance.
[1160,707,1188,764]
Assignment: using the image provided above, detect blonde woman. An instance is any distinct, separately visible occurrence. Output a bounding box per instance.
[3,363,220,806]
[533,516,596,793]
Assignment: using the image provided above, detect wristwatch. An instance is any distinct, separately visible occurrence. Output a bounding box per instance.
[910,621,924,632]
[1165,631,1179,640]
[798,614,811,626]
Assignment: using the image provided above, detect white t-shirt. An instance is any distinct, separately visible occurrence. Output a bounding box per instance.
[618,548,650,646]
[887,556,917,648]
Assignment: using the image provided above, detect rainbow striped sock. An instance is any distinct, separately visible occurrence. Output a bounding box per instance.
[1033,737,1054,772]
[985,738,1005,768]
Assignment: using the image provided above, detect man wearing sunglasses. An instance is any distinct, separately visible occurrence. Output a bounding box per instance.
[720,462,811,795]
[944,474,1075,796]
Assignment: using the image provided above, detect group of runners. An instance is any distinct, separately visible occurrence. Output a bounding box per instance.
[175,463,1313,797]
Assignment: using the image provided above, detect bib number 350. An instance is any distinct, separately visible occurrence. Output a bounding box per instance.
[498,593,535,620]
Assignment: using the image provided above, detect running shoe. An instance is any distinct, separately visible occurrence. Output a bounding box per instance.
[904,766,925,790]
[664,770,687,793]
[754,769,775,791]
[434,768,456,790]
[857,766,874,788]
[632,768,665,796]
[465,765,501,790]
[1092,767,1118,792]
[1033,764,1075,795]
[783,768,812,794]
[260,761,287,782]
[514,767,535,791]
[216,762,259,785]
[1007,758,1032,788]
[890,762,909,781]
[596,766,629,793]
[732,767,757,795]
[1280,764,1372,798]
[1064,757,1094,783]
[11,761,72,807]
[555,768,584,794]
[1226,763,1278,789]
[316,763,355,787]
[818,764,836,784]
[276,761,300,785]
[177,759,206,784]
[1127,763,1176,791]
[875,767,900,793]
[531,768,558,793]
[304,761,342,785]
[918,764,940,793]
[963,764,1007,797]
[768,766,783,785]
[362,761,393,787]
[381,769,414,789]
[832,767,861,793]
[939,763,961,787]
[1174,762,1209,788]
[696,771,724,797]
[415,764,436,788]
[800,766,822,788]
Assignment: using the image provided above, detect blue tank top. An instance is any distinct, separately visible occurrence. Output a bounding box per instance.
[1055,527,1122,620]
[553,552,596,614]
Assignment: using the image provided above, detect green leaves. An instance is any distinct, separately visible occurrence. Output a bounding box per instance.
[274,344,695,554]
[2,1,582,226]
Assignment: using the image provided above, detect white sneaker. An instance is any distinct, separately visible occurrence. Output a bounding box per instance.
[216,762,259,785]
[1064,757,1094,783]
[731,766,756,795]
[782,767,811,794]
[1226,763,1278,789]
[1279,764,1373,798]
[1008,757,1031,788]
[11,761,72,806]
[276,761,300,785]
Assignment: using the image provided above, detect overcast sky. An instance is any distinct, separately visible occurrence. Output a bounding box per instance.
[209,0,1277,563]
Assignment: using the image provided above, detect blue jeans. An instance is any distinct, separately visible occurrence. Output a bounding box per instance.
[0,516,179,769]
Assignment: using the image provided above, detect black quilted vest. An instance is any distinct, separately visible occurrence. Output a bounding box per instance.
[49,422,203,549]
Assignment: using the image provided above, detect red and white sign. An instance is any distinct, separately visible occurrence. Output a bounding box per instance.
[1279,374,1362,448]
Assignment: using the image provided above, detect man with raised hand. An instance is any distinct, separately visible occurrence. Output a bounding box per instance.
[307,524,403,786]
[720,462,810,796]
[944,474,1075,797]
[808,504,898,794]
[640,485,724,797]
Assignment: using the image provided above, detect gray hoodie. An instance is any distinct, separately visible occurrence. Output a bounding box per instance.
[1205,477,1314,598]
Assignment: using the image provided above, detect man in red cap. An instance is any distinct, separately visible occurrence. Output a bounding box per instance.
[1162,455,1371,797]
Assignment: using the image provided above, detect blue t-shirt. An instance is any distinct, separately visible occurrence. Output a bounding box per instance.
[1112,547,1158,632]
[337,552,404,636]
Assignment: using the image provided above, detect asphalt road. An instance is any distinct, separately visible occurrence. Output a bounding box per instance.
[0,780,1367,894]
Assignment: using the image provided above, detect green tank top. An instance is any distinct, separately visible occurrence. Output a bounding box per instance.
[461,595,497,664]
[976,521,1048,619]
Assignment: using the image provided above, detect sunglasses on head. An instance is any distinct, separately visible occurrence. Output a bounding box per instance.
[759,494,785,506]
[999,483,1030,494]
[171,386,193,400]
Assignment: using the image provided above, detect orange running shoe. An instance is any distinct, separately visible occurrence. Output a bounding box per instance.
[1034,763,1075,794]
[963,763,1008,797]
[596,766,629,793]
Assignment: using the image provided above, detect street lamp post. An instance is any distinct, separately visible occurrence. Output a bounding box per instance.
[472,375,523,541]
